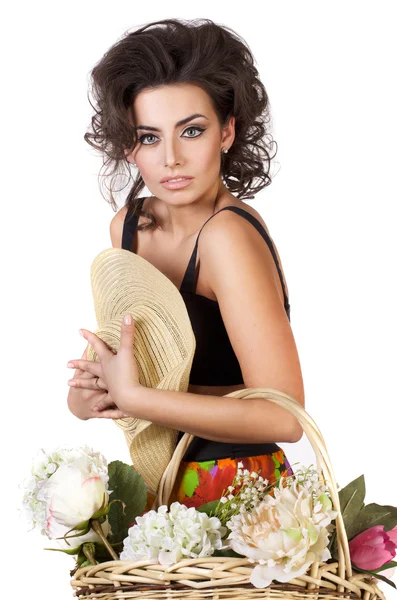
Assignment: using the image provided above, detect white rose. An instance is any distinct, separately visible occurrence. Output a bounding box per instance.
[226,475,338,588]
[37,456,109,530]
[19,445,108,536]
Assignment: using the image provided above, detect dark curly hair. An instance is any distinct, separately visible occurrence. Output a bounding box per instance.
[84,17,278,230]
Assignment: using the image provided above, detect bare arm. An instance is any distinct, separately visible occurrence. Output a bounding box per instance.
[120,384,301,444]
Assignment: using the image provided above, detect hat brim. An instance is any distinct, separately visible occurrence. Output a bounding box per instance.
[86,248,196,494]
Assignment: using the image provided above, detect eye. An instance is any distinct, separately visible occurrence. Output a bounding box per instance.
[137,133,158,145]
[137,126,205,145]
[182,126,205,138]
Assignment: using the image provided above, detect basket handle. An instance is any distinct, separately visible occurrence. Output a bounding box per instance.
[154,387,352,579]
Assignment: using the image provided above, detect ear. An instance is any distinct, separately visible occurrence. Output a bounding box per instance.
[221,115,236,150]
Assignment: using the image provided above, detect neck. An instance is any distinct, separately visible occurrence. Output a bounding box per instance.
[160,179,227,242]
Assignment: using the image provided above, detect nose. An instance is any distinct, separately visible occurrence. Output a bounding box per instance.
[163,137,182,167]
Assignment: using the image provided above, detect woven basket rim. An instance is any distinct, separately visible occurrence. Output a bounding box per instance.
[71,556,386,599]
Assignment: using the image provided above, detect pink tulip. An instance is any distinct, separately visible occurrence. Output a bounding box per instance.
[386,525,397,546]
[349,525,397,570]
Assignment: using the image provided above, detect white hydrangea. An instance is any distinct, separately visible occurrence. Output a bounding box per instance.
[19,445,108,536]
[120,502,228,565]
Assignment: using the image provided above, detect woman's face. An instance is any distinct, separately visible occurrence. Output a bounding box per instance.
[126,83,235,204]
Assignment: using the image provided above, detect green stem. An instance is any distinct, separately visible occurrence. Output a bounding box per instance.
[91,519,119,560]
[82,545,97,565]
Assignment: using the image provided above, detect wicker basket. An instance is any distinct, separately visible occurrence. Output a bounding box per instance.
[70,388,387,599]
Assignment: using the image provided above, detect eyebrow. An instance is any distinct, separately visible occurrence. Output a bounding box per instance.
[135,113,209,132]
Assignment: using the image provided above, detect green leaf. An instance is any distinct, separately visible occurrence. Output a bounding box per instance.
[196,500,220,517]
[338,475,367,538]
[348,504,397,540]
[329,474,366,557]
[107,460,147,544]
[44,545,81,555]
[352,566,397,590]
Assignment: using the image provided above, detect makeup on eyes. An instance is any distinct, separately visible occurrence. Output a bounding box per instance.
[137,125,206,145]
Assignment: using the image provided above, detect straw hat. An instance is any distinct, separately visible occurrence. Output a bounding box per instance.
[85,247,196,496]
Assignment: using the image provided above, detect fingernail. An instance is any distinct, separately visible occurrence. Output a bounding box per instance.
[93,407,99,411]
[79,329,85,337]
[123,314,132,325]
[67,362,74,368]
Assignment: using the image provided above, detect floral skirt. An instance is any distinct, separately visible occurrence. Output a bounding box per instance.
[167,448,294,509]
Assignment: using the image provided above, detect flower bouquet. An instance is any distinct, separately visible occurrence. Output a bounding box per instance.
[20,389,397,599]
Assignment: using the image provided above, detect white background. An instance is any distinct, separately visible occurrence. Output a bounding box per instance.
[2,1,396,598]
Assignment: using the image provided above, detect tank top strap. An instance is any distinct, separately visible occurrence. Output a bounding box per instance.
[180,206,291,319]
[179,208,226,294]
[121,197,146,251]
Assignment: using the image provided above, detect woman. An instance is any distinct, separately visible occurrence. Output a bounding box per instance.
[67,18,305,511]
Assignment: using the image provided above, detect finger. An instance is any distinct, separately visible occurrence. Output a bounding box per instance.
[92,397,117,412]
[92,408,130,419]
[67,359,102,377]
[68,376,106,390]
[68,346,94,375]
[79,329,110,361]
[119,314,135,352]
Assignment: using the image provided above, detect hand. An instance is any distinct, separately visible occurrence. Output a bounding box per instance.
[68,344,128,421]
[69,314,143,415]
[67,344,129,420]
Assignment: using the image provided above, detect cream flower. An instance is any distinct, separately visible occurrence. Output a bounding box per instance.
[226,473,338,588]
[19,446,108,538]
[38,456,109,529]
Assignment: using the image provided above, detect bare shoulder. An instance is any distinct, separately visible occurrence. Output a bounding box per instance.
[199,199,289,300]
[199,204,272,267]
[199,200,273,261]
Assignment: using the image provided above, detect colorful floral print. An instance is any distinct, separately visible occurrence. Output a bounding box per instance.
[168,449,294,509]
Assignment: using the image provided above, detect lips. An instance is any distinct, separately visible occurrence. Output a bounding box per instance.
[160,176,192,183]
[161,177,194,190]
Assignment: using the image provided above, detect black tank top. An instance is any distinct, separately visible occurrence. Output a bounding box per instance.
[122,197,291,462]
